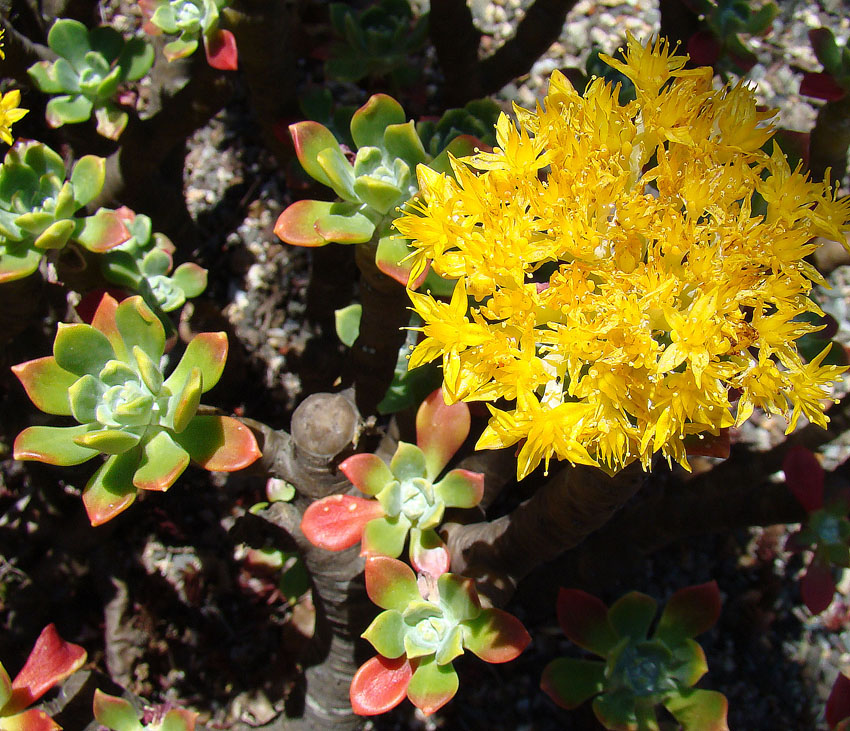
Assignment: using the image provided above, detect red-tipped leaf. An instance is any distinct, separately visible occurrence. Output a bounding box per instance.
[173,415,261,471]
[301,495,384,551]
[800,72,847,101]
[556,588,618,656]
[6,625,86,713]
[365,556,421,611]
[416,387,470,480]
[350,655,412,716]
[339,453,395,496]
[463,607,530,663]
[204,29,237,70]
[655,581,722,644]
[783,445,824,512]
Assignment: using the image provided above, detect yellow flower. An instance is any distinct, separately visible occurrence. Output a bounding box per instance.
[397,37,850,479]
[0,89,28,145]
[1,27,5,60]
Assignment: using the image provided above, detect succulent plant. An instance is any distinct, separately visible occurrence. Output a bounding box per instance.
[416,99,501,158]
[685,0,777,73]
[325,0,428,87]
[27,19,154,139]
[541,583,727,731]
[0,624,87,730]
[350,556,530,715]
[100,207,208,315]
[13,293,261,525]
[274,93,477,287]
[140,0,237,70]
[783,445,850,615]
[301,388,482,575]
[93,690,197,731]
[0,141,129,283]
[802,28,850,102]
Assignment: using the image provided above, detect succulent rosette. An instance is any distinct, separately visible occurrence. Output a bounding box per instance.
[27,19,154,139]
[541,582,727,731]
[0,141,129,283]
[274,93,476,291]
[93,690,197,731]
[140,0,238,70]
[13,293,260,525]
[101,207,208,314]
[350,556,530,715]
[0,624,87,731]
[783,445,850,615]
[301,388,483,575]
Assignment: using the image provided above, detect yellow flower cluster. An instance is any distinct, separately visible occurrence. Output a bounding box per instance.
[0,28,29,146]
[395,36,850,480]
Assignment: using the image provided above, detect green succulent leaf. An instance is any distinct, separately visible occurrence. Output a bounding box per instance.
[133,430,190,491]
[92,690,143,731]
[350,93,406,149]
[289,121,341,189]
[654,582,721,645]
[365,556,421,611]
[362,609,407,659]
[14,424,100,466]
[383,121,428,171]
[165,332,228,395]
[54,323,115,377]
[46,94,94,126]
[70,155,106,207]
[406,655,459,715]
[47,19,91,68]
[390,442,428,481]
[34,218,76,250]
[115,296,165,362]
[592,688,639,731]
[361,514,410,558]
[12,357,77,416]
[335,303,362,347]
[663,687,729,731]
[462,607,531,663]
[608,591,657,642]
[437,573,480,623]
[541,657,606,709]
[83,449,140,526]
[170,366,203,433]
[75,428,142,454]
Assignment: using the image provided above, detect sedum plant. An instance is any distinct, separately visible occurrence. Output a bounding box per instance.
[0,141,128,283]
[801,27,850,102]
[350,556,530,715]
[93,690,197,731]
[325,0,429,87]
[541,583,727,731]
[100,207,208,316]
[12,293,261,526]
[395,35,850,480]
[27,19,154,139]
[301,388,483,575]
[273,92,476,287]
[140,0,238,70]
[1,624,87,731]
[782,445,850,615]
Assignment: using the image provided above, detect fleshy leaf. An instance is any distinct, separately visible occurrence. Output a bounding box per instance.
[159,708,197,731]
[339,453,395,496]
[540,657,606,709]
[437,573,480,623]
[462,607,531,663]
[0,248,42,283]
[365,556,421,611]
[361,515,410,559]
[801,561,835,614]
[5,624,86,713]
[172,415,261,471]
[289,121,340,189]
[204,29,238,71]
[350,94,406,149]
[53,323,114,377]
[557,588,618,656]
[70,155,106,207]
[0,708,61,731]
[133,430,190,491]
[92,690,142,731]
[170,263,208,297]
[75,208,130,252]
[592,689,639,731]
[350,655,412,716]
[827,672,850,728]
[800,72,847,101]
[409,528,450,577]
[170,367,203,433]
[654,581,721,644]
[406,656,458,715]
[82,450,140,525]
[362,610,406,659]
[91,293,126,359]
[12,357,76,416]
[608,591,657,642]
[164,332,228,395]
[335,303,362,347]
[389,442,428,481]
[114,296,165,362]
[14,425,99,466]
[416,388,470,480]
[75,429,140,455]
[433,469,484,509]
[300,495,385,551]
[435,625,465,666]
[375,234,421,287]
[671,638,709,687]
[664,687,729,731]
[783,445,824,512]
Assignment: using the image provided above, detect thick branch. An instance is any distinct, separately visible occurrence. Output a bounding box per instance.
[444,462,645,605]
[479,0,578,98]
[429,0,483,106]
